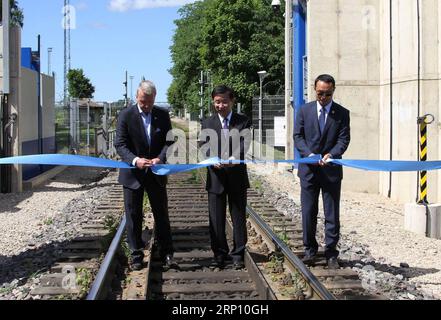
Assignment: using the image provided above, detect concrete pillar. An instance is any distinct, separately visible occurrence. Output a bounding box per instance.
[404,203,441,239]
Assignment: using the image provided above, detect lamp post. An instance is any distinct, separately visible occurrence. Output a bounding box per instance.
[47,47,53,75]
[285,0,294,161]
[130,75,134,103]
[86,99,90,155]
[271,0,295,160]
[258,70,268,159]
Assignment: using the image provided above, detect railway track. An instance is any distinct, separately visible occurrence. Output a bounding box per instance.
[144,172,275,300]
[118,124,385,301]
[28,171,126,300]
[26,168,385,300]
[25,148,384,300]
[246,189,384,300]
[125,167,382,301]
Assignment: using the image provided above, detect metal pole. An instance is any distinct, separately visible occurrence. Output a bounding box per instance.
[199,70,204,120]
[87,100,90,155]
[47,47,52,75]
[259,79,263,159]
[417,114,434,204]
[38,35,43,157]
[285,0,293,160]
[2,0,10,94]
[130,76,133,103]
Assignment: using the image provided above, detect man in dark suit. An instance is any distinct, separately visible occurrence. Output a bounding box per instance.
[199,85,251,269]
[115,80,176,271]
[294,74,350,269]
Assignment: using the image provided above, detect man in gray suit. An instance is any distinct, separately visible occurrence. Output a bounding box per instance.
[294,74,351,269]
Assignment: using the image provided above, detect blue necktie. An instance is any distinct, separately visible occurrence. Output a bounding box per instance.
[142,112,151,145]
[319,108,326,134]
[222,118,229,138]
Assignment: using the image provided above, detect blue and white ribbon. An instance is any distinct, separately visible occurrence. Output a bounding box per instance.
[1,154,441,176]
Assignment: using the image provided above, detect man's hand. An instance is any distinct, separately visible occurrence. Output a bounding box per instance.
[319,154,332,167]
[135,158,163,169]
[213,162,236,170]
[149,158,163,166]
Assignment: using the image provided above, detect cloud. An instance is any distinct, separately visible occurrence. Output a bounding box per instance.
[89,22,109,30]
[108,0,197,12]
[74,2,88,11]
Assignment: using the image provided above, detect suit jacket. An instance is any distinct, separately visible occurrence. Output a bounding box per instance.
[115,105,172,189]
[294,101,350,183]
[200,112,251,194]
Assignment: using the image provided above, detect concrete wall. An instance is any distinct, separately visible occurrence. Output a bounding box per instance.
[0,26,22,192]
[306,0,441,203]
[378,0,441,203]
[307,0,381,194]
[20,68,38,143]
[20,69,56,180]
[41,74,55,144]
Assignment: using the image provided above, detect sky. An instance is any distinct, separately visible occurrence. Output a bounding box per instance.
[19,0,198,103]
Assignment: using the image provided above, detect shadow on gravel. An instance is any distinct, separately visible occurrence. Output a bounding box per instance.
[0,168,114,214]
[0,239,75,288]
[342,260,440,279]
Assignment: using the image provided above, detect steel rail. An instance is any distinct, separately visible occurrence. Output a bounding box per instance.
[247,206,336,300]
[87,215,127,300]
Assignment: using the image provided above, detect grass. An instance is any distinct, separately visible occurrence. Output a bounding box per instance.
[56,127,98,154]
[76,268,93,298]
[171,120,190,135]
[43,218,54,226]
[251,179,263,192]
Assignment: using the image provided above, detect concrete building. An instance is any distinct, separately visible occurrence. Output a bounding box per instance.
[294,0,441,204]
[1,26,55,192]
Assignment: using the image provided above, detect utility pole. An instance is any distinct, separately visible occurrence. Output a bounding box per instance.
[123,71,128,107]
[206,70,212,115]
[285,0,294,160]
[199,71,204,121]
[130,75,134,103]
[47,47,53,75]
[1,0,11,193]
[63,0,71,106]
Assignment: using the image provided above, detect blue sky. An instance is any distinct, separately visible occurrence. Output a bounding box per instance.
[20,0,197,103]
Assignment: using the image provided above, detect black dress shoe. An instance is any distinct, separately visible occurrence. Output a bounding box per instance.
[213,256,226,268]
[327,257,340,269]
[164,254,179,269]
[233,260,245,270]
[301,255,316,266]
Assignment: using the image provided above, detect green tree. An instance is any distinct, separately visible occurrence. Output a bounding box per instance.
[167,1,208,113]
[67,69,95,99]
[0,0,24,27]
[168,0,284,116]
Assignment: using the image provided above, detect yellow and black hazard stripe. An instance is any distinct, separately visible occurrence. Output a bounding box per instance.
[419,121,428,204]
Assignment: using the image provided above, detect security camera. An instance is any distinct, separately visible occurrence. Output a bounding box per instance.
[271,0,281,12]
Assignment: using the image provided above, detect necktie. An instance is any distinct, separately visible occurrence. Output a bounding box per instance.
[142,112,151,145]
[222,118,229,138]
[319,108,326,134]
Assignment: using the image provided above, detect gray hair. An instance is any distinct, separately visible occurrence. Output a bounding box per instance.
[137,80,157,96]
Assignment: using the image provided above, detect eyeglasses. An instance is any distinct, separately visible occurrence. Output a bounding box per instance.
[316,91,334,97]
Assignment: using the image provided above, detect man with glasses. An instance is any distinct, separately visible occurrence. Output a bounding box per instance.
[294,74,351,269]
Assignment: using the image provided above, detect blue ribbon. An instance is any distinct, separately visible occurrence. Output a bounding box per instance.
[331,159,441,172]
[0,154,132,169]
[1,154,441,176]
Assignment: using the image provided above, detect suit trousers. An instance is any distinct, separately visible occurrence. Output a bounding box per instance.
[300,178,341,259]
[208,189,247,262]
[123,170,173,262]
